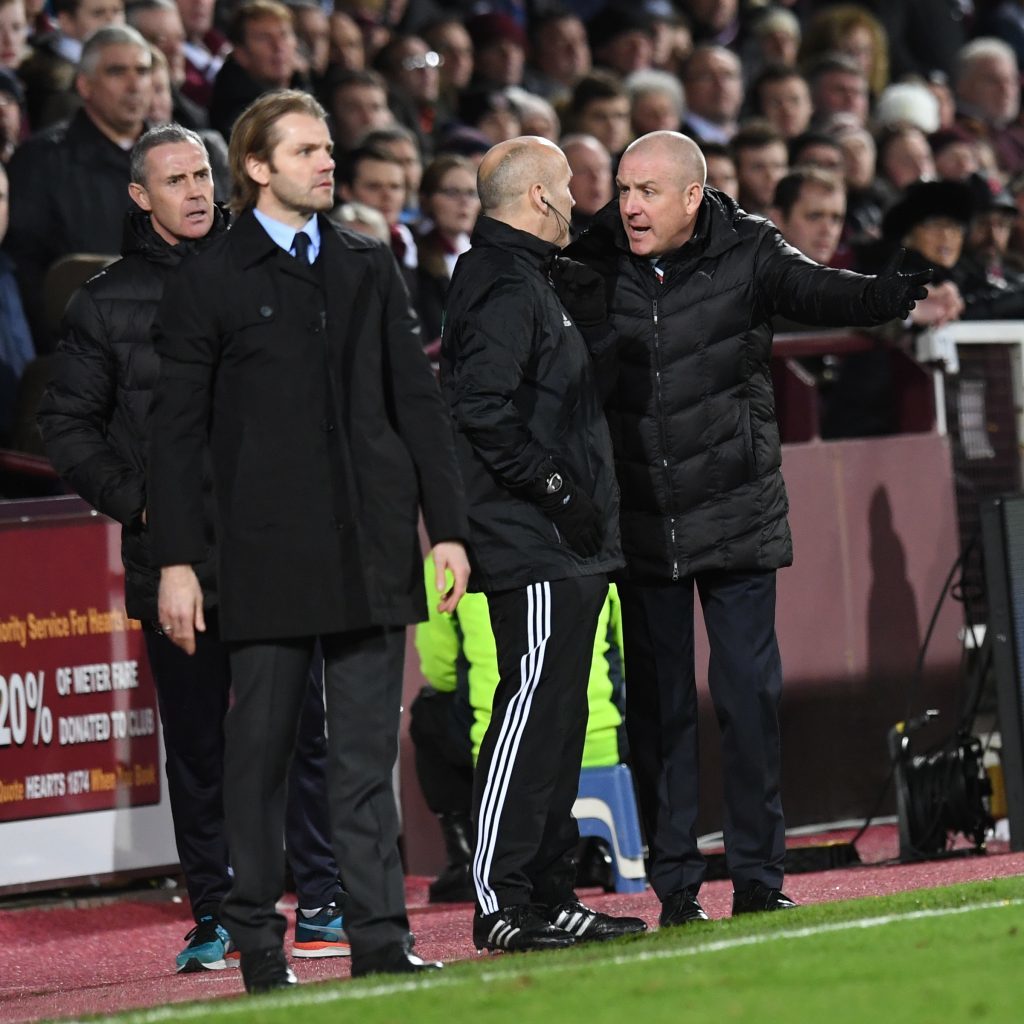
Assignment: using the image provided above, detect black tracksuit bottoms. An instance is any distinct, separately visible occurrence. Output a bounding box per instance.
[471,574,608,915]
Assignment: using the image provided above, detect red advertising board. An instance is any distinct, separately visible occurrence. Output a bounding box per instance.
[0,507,160,823]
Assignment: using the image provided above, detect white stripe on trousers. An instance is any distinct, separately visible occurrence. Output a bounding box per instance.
[472,581,552,915]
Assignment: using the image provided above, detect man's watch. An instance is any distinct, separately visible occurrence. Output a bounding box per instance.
[544,471,564,495]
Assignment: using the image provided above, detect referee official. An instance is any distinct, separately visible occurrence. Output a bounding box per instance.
[440,136,647,952]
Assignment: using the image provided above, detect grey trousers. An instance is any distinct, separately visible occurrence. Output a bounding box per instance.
[219,626,409,960]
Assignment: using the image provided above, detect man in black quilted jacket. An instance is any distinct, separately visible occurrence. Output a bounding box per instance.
[37,123,346,974]
[566,130,929,923]
[440,136,647,953]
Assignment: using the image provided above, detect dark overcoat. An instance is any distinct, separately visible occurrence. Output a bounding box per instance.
[148,210,468,642]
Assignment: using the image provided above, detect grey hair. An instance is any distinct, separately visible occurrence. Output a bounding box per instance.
[125,0,177,22]
[956,37,1018,85]
[130,123,208,185]
[624,69,686,120]
[78,25,152,78]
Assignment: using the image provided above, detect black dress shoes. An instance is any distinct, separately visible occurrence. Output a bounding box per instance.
[350,943,443,978]
[731,881,797,916]
[659,886,710,926]
[240,947,298,994]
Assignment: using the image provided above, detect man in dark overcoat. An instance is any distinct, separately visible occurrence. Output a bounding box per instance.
[148,89,470,991]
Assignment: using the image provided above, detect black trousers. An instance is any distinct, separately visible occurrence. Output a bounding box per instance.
[618,570,785,899]
[219,627,409,959]
[143,623,339,919]
[472,575,607,914]
[409,687,473,816]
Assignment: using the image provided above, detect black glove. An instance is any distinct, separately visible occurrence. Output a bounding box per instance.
[548,256,607,330]
[864,248,933,322]
[531,462,604,558]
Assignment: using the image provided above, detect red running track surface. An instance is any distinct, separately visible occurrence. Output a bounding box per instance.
[1,826,1022,1024]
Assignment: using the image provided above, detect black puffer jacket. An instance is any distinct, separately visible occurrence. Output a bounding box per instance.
[441,216,624,591]
[37,207,226,621]
[569,189,885,582]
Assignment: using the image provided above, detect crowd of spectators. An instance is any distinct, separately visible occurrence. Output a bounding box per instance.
[5,0,1024,450]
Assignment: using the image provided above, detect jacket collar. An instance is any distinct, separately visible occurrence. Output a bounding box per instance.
[589,186,744,266]
[470,215,560,266]
[230,207,380,268]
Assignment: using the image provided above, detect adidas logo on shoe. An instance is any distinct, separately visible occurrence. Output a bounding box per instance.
[549,900,648,942]
[472,904,575,953]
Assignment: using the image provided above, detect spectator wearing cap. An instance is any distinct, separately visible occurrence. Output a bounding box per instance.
[806,53,869,129]
[565,70,632,161]
[954,37,1024,176]
[680,44,742,143]
[750,64,812,140]
[587,5,655,78]
[954,171,1024,319]
[561,132,612,236]
[0,66,24,161]
[874,82,940,135]
[209,0,307,139]
[881,179,974,277]
[374,34,442,153]
[625,68,684,137]
[326,67,394,152]
[466,12,524,89]
[523,11,590,104]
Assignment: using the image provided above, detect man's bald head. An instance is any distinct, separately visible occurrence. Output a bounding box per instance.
[478,136,568,213]
[616,131,706,257]
[621,131,707,190]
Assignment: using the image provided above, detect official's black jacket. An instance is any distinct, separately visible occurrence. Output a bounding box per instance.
[37,208,226,622]
[149,210,468,642]
[568,189,886,582]
[441,216,624,592]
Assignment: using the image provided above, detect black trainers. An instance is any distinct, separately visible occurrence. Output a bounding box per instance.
[548,900,648,942]
[659,886,710,926]
[351,943,443,977]
[473,904,577,952]
[240,947,298,994]
[732,881,797,916]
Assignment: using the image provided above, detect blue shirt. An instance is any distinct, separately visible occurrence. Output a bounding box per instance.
[252,209,321,263]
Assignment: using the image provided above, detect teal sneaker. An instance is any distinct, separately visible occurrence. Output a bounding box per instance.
[293,905,351,958]
[175,915,237,973]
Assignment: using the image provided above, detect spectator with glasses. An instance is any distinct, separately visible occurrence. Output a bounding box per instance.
[415,153,478,349]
